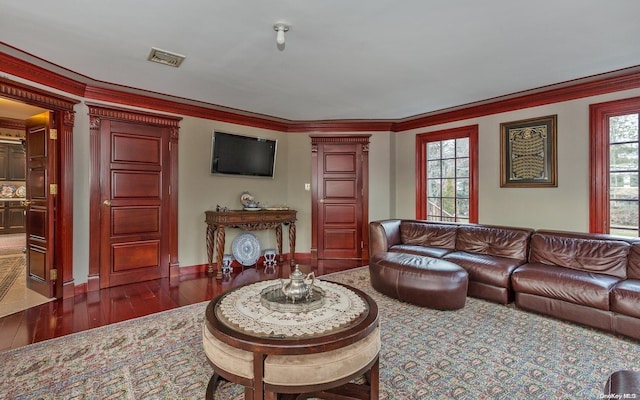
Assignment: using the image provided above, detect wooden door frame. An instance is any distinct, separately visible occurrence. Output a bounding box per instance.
[0,77,79,299]
[87,104,181,291]
[310,135,370,267]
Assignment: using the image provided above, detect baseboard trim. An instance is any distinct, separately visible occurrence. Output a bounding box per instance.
[72,252,312,295]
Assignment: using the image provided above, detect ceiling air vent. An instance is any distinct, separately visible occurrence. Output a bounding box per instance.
[147,47,186,68]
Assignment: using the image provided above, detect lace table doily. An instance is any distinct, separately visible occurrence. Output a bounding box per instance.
[217,280,367,338]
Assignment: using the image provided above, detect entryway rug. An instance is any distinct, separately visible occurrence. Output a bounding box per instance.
[0,255,24,302]
[0,267,638,399]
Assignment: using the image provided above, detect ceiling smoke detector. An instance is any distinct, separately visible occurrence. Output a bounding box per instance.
[147,47,186,68]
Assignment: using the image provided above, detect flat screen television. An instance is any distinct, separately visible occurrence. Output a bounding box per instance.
[210,131,277,177]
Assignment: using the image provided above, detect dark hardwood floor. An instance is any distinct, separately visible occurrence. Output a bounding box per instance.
[0,262,358,352]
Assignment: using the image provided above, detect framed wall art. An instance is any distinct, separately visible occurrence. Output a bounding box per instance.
[500,115,557,188]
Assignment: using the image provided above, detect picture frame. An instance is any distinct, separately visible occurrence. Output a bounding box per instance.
[500,115,557,188]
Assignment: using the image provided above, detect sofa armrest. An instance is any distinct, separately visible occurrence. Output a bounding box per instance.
[369,219,401,257]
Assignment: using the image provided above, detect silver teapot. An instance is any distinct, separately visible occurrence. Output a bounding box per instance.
[281,265,315,303]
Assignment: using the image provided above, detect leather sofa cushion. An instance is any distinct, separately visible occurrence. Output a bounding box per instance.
[389,244,454,258]
[400,220,457,249]
[627,241,640,280]
[529,231,630,279]
[610,280,640,318]
[511,263,621,310]
[443,251,523,287]
[455,225,532,261]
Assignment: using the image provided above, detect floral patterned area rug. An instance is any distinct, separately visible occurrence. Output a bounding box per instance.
[0,266,639,399]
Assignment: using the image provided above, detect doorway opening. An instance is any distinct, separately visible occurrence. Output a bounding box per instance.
[0,77,78,306]
[0,109,53,317]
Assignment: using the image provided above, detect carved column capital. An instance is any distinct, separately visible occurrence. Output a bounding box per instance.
[63,110,75,126]
[89,116,101,130]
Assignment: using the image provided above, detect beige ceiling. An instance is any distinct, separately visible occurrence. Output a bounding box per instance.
[1,1,639,121]
[0,98,47,120]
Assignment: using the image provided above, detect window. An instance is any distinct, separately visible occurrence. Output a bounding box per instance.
[416,125,478,222]
[590,97,640,236]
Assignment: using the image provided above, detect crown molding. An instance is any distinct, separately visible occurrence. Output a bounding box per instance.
[393,66,640,132]
[2,47,640,133]
[0,48,86,97]
[0,76,79,111]
[0,117,26,130]
[86,102,182,126]
[287,120,394,132]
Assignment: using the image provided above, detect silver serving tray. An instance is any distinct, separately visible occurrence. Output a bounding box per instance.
[260,283,325,313]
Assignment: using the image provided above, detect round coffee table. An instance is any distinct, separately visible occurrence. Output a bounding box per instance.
[203,279,380,400]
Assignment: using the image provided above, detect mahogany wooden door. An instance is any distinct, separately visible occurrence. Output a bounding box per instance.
[311,135,370,269]
[24,112,56,298]
[99,119,170,288]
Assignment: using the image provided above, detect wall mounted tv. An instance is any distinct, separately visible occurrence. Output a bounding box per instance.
[210,131,277,178]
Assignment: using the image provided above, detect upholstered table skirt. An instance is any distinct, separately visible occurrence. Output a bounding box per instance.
[203,324,380,387]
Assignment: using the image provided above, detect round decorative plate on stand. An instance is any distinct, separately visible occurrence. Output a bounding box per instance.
[232,232,261,266]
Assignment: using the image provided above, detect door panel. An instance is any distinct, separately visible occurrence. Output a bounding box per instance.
[324,204,356,223]
[112,134,161,164]
[325,153,356,172]
[325,180,356,198]
[112,172,161,198]
[25,112,56,298]
[100,120,169,288]
[113,240,160,272]
[112,207,160,235]
[324,229,357,250]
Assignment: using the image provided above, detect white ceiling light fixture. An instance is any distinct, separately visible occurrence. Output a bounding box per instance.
[147,47,186,68]
[273,23,290,47]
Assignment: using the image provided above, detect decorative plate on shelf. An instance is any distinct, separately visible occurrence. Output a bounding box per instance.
[240,192,254,207]
[0,184,15,198]
[15,185,26,198]
[232,232,261,266]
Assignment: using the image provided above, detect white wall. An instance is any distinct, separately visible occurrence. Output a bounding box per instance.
[394,88,640,231]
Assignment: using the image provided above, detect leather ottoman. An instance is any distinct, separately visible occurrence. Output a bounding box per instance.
[604,370,640,397]
[369,252,468,310]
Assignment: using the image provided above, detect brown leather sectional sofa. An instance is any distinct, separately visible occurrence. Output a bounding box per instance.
[369,219,640,341]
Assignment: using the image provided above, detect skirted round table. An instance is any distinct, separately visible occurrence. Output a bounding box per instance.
[202,279,380,400]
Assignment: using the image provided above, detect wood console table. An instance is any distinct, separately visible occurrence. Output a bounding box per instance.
[205,209,297,279]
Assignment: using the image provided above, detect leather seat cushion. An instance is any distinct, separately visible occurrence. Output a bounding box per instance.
[511,263,621,310]
[443,251,523,287]
[610,279,640,318]
[202,324,254,379]
[264,326,380,386]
